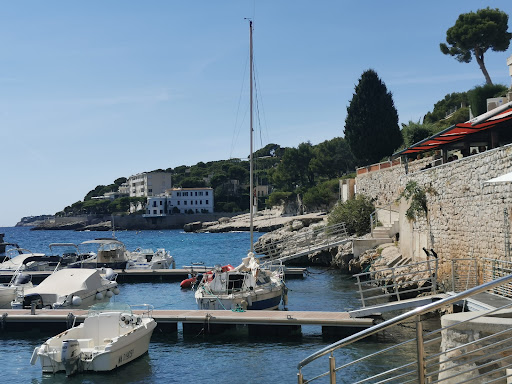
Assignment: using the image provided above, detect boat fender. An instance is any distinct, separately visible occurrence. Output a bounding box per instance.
[104,268,116,281]
[30,346,40,365]
[105,290,114,298]
[71,296,82,306]
[95,292,104,300]
[113,287,120,295]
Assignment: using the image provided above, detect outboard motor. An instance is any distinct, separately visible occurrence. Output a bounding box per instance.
[194,273,203,288]
[61,339,81,376]
[23,293,43,309]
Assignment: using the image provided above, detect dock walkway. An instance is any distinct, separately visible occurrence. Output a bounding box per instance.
[0,267,306,284]
[0,308,374,337]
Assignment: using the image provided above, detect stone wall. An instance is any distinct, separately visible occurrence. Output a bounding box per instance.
[356,144,512,285]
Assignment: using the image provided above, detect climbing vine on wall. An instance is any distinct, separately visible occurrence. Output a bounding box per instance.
[399,181,437,221]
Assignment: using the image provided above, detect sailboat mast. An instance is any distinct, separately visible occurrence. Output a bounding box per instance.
[249,20,254,251]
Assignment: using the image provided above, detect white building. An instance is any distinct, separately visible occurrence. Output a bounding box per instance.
[144,187,214,217]
[127,172,172,198]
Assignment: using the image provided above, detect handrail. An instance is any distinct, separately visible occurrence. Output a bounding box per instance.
[369,201,399,235]
[297,272,512,370]
[255,222,348,264]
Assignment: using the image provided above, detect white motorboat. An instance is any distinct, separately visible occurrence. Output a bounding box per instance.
[69,239,130,269]
[30,303,156,375]
[125,248,175,270]
[0,245,60,272]
[194,21,286,311]
[48,243,96,267]
[14,268,119,309]
[69,239,175,270]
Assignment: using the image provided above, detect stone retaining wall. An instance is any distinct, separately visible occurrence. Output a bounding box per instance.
[356,144,512,284]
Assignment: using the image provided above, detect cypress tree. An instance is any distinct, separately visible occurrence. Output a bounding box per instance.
[344,69,402,165]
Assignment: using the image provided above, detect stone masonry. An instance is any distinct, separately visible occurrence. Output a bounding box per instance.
[356,144,512,286]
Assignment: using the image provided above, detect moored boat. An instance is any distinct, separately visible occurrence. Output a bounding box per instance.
[30,303,156,375]
[14,268,119,309]
[194,21,286,311]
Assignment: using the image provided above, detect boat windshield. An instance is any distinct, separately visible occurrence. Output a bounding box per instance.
[88,302,132,316]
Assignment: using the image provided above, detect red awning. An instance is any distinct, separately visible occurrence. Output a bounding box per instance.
[393,105,512,157]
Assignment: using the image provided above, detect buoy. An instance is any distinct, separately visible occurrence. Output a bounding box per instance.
[71,296,82,306]
[113,287,120,295]
[105,290,114,298]
[95,292,104,300]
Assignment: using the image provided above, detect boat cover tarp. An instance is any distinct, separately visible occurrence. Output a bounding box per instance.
[25,269,103,295]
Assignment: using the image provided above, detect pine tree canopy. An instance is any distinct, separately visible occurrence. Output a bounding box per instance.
[344,69,402,165]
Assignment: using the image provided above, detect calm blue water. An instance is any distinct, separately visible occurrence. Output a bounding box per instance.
[0,227,401,384]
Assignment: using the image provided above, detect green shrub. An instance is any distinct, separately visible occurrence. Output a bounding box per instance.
[266,191,294,208]
[303,179,339,209]
[327,195,374,236]
[468,84,508,116]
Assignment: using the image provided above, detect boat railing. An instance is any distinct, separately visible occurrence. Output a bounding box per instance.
[129,304,154,318]
[297,273,512,384]
[353,257,438,307]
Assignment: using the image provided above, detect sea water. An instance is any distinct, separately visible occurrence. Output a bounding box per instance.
[0,226,415,384]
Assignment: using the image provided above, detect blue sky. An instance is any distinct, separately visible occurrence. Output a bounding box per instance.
[1,1,512,227]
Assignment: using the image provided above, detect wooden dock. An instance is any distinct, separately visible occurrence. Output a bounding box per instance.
[0,308,374,337]
[0,267,306,284]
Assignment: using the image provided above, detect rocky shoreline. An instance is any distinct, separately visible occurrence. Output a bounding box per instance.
[183,210,327,233]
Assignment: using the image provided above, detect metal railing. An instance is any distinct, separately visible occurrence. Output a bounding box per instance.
[354,258,438,308]
[370,202,399,236]
[254,222,349,264]
[297,273,512,384]
[452,257,512,298]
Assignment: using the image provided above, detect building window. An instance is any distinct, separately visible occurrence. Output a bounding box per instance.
[160,201,163,205]
[190,201,193,205]
[195,192,198,196]
[177,192,181,197]
[153,201,157,207]
[206,191,209,196]
[200,200,202,205]
[153,210,157,214]
[206,200,209,204]
[160,210,163,214]
[149,189,153,193]
[177,201,180,205]
[199,192,203,196]
[184,201,187,205]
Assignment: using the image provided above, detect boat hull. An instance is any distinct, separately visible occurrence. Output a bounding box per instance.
[0,286,16,309]
[196,287,283,310]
